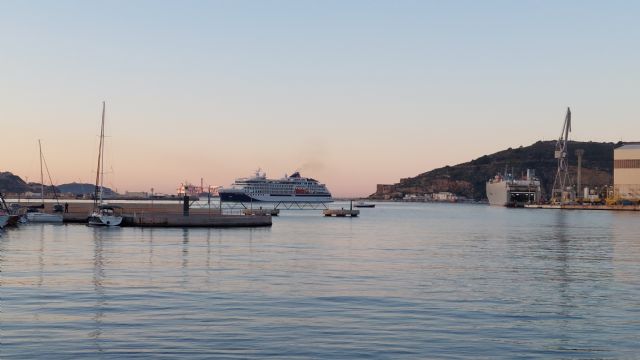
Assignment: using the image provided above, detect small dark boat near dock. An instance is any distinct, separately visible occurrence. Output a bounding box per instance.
[354,201,375,208]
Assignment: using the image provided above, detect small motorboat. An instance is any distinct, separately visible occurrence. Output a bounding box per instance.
[354,201,375,208]
[88,205,123,227]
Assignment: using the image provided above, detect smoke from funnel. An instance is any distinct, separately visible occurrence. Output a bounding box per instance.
[296,159,325,173]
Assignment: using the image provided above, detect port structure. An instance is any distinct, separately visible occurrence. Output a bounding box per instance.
[188,196,331,213]
[220,199,330,211]
[551,107,575,204]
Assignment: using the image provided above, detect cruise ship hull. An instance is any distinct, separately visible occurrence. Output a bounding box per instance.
[220,191,332,203]
[219,170,333,204]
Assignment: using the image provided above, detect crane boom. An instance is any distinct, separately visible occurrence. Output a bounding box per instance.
[551,107,574,203]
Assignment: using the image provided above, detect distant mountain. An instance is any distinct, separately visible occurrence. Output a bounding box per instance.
[370,140,616,201]
[0,172,29,193]
[56,182,115,196]
[0,172,115,195]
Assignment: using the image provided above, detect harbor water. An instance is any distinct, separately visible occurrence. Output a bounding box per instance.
[2,202,639,358]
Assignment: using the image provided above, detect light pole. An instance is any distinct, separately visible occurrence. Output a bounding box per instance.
[575,149,584,199]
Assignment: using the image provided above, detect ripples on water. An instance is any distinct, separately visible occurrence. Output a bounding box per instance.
[2,203,639,358]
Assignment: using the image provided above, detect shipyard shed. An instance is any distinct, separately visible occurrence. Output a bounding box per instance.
[614,144,640,200]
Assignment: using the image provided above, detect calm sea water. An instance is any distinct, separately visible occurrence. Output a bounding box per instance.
[2,202,639,359]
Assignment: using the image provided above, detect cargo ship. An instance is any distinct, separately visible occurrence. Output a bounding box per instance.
[219,170,332,203]
[486,169,541,207]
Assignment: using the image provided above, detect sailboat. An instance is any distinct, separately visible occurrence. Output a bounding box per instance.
[87,102,123,226]
[25,140,64,223]
[1,192,19,227]
[0,195,9,228]
[0,213,8,229]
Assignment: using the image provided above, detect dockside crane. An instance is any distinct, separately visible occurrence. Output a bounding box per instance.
[551,107,575,203]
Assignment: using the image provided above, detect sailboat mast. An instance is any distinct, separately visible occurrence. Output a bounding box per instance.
[94,102,106,207]
[39,139,44,205]
[100,105,105,204]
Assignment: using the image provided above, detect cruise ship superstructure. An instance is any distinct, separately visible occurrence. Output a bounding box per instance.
[486,169,542,207]
[219,170,333,203]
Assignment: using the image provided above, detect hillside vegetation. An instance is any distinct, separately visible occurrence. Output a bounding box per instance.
[370,141,616,200]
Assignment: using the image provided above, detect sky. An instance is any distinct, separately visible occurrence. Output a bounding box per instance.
[1,1,639,197]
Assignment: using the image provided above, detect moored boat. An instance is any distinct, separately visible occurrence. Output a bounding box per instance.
[354,201,375,208]
[486,169,541,207]
[26,211,64,223]
[25,140,63,223]
[1,194,14,228]
[0,213,9,228]
[88,102,123,226]
[88,205,123,226]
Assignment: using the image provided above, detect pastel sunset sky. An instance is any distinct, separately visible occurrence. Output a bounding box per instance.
[1,1,638,197]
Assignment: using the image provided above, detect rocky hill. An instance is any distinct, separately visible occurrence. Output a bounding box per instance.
[370,140,616,200]
[0,172,29,193]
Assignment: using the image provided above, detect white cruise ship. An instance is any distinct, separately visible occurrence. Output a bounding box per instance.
[486,169,542,207]
[219,170,333,203]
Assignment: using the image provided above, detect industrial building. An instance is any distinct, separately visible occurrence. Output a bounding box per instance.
[614,144,640,200]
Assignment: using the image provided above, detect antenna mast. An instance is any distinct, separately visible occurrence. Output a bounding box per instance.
[551,107,574,203]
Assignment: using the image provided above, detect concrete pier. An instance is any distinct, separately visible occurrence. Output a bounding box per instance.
[323,209,359,217]
[525,204,640,211]
[242,208,280,216]
[128,213,271,228]
[14,202,271,227]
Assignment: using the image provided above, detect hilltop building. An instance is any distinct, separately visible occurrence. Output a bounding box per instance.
[432,192,458,202]
[375,184,396,200]
[614,143,640,200]
[376,184,394,194]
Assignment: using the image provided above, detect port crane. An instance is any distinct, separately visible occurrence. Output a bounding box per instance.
[551,107,574,203]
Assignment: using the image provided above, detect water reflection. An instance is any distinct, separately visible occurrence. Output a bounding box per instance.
[148,228,154,273]
[90,228,106,353]
[182,228,189,287]
[550,211,573,347]
[206,229,211,286]
[2,205,637,358]
[0,228,5,273]
[38,224,45,287]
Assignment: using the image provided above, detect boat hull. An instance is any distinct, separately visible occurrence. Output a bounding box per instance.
[7,215,21,226]
[0,215,9,228]
[26,212,64,223]
[486,180,541,207]
[88,214,123,226]
[486,181,510,206]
